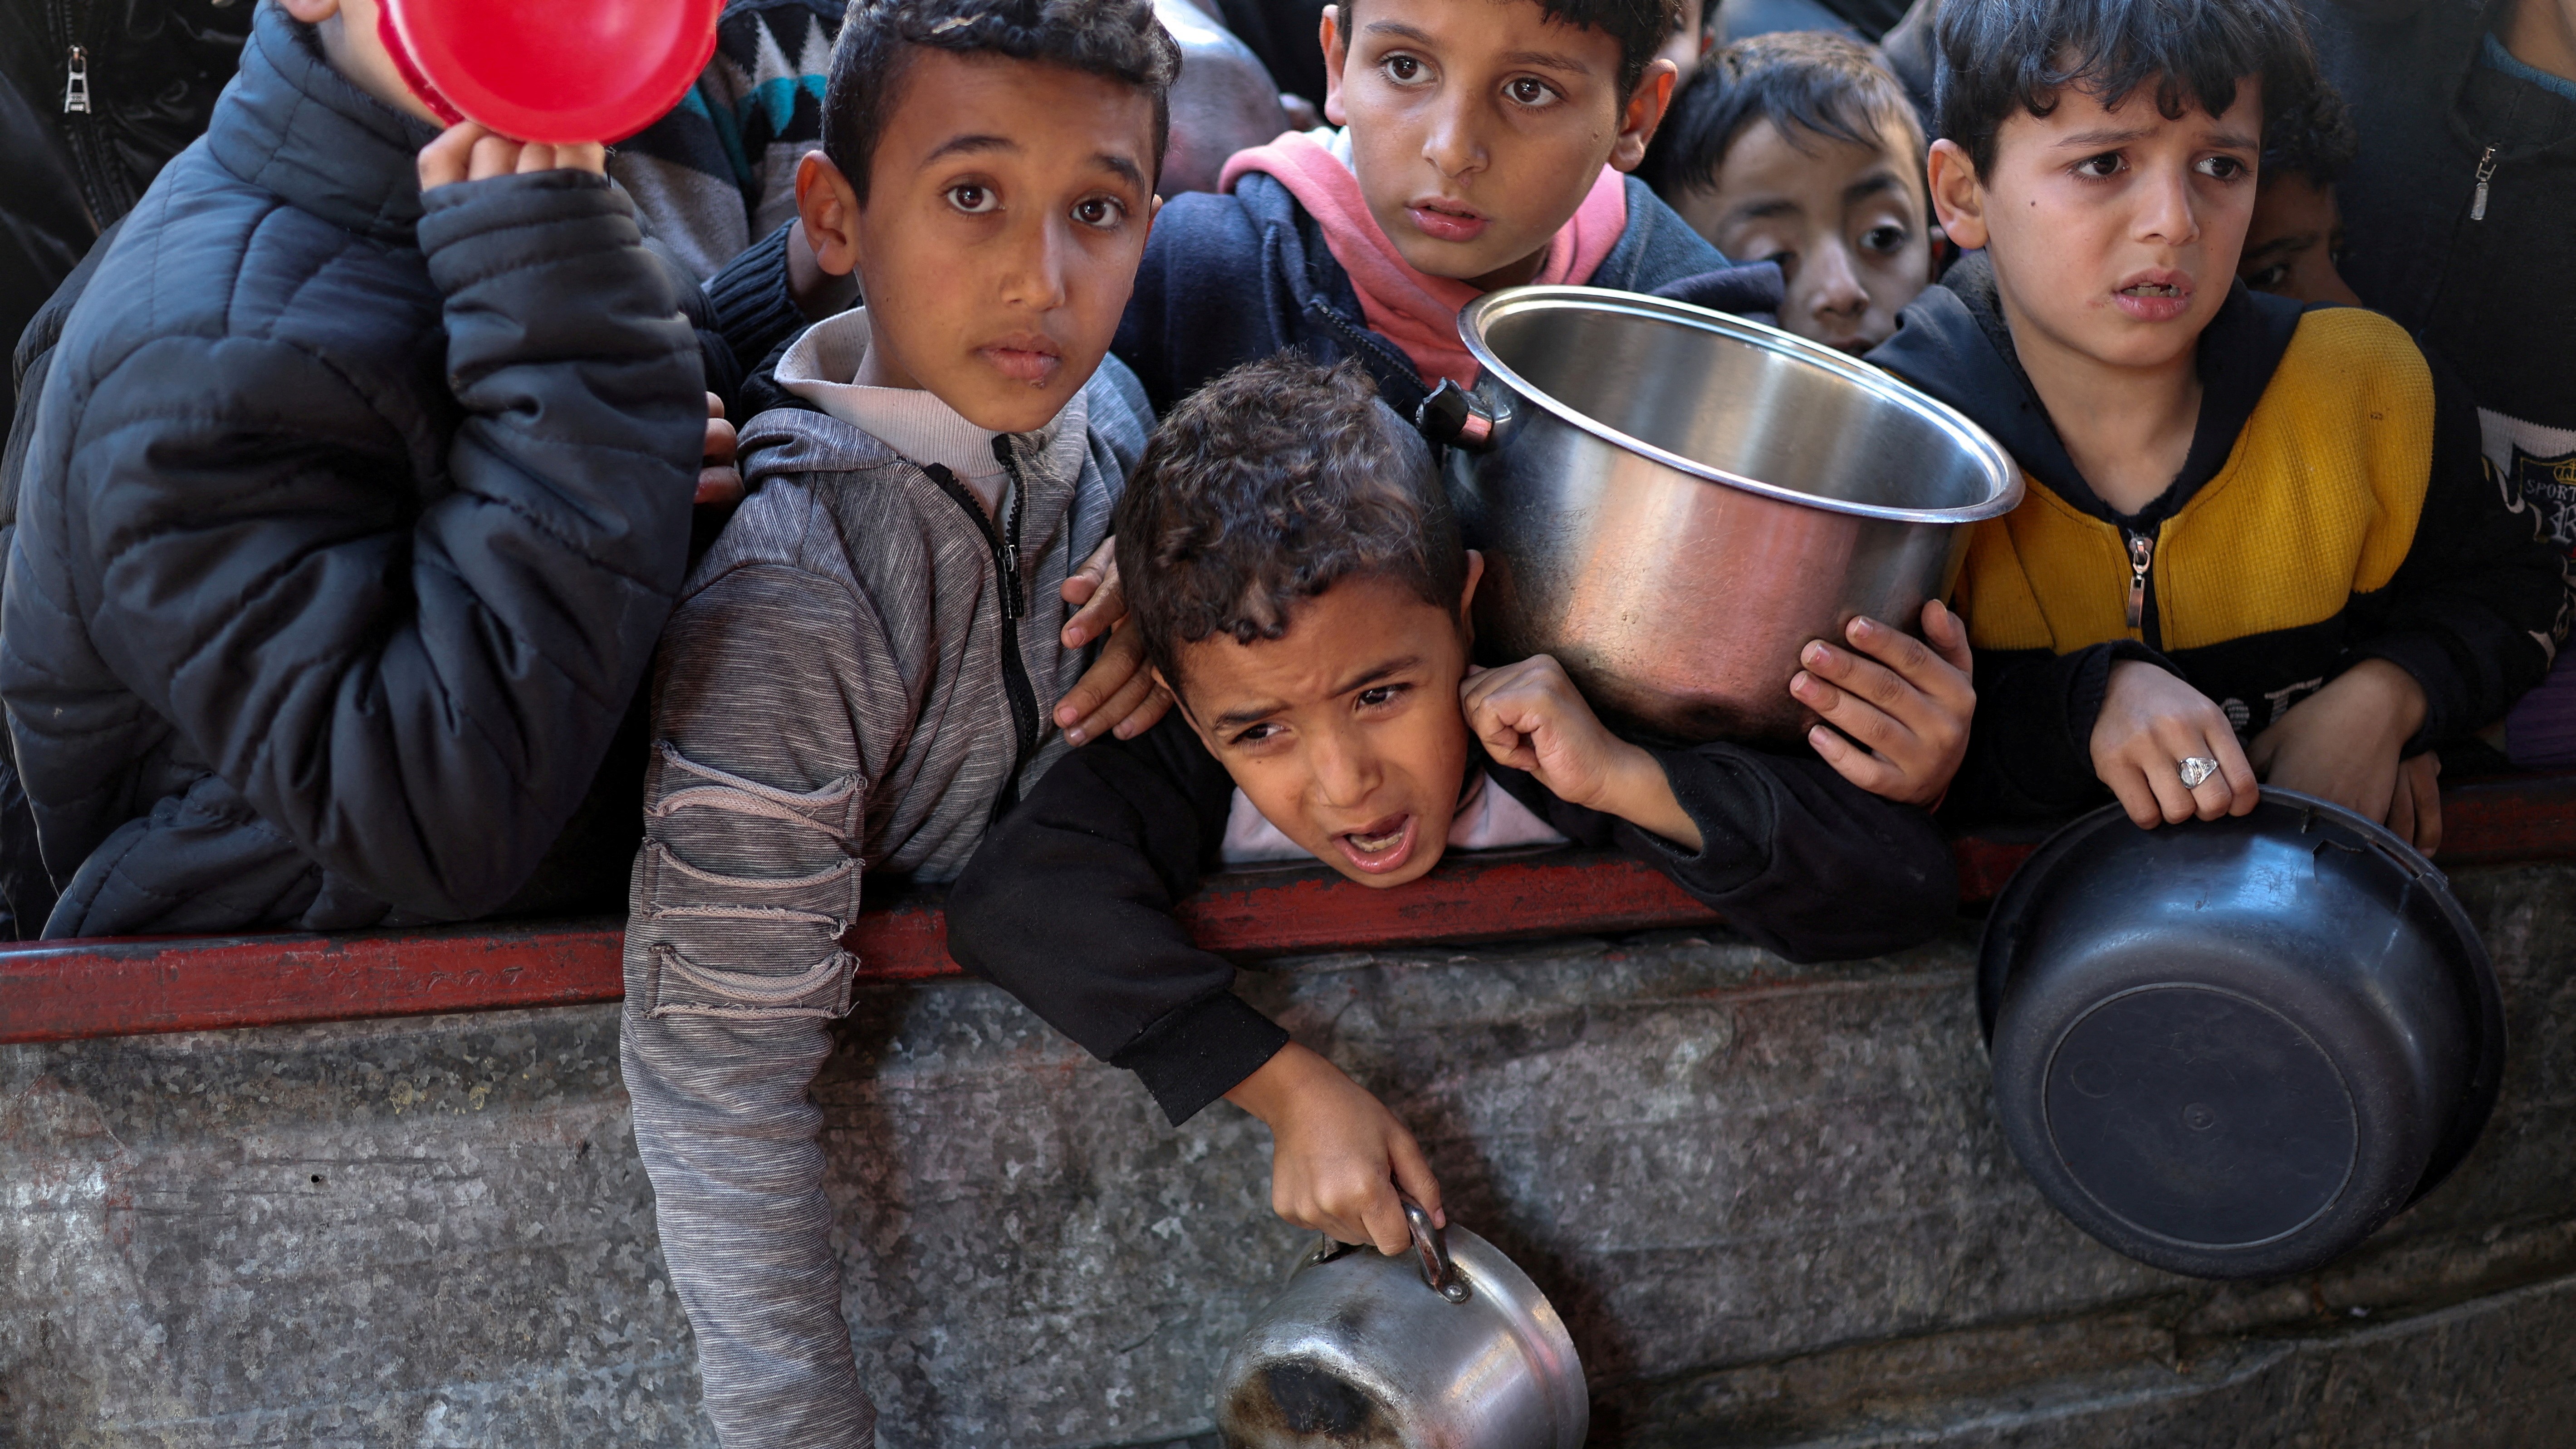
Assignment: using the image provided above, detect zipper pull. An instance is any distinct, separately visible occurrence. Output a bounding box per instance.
[1000,541,1024,619]
[2472,144,2498,221]
[63,46,90,115]
[2124,530,2152,631]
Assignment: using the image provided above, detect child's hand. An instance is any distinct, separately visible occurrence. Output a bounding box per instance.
[2090,660,2259,828]
[2250,659,2437,851]
[1788,600,1976,807]
[1462,656,1703,850]
[698,393,744,507]
[1051,540,1173,745]
[1223,1042,1442,1256]
[417,123,607,192]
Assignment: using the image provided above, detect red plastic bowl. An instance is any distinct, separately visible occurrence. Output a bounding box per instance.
[380,0,721,144]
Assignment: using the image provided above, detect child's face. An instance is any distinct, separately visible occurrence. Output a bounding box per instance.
[2237,172,2361,306]
[1928,77,2263,376]
[795,51,1160,433]
[1163,563,1483,889]
[1672,116,1931,354]
[281,0,446,125]
[1320,0,1677,289]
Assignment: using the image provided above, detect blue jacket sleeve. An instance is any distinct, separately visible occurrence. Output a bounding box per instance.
[56,169,704,919]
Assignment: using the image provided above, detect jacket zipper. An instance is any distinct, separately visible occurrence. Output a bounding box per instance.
[922,450,1042,819]
[2470,143,2498,221]
[51,0,115,230]
[2122,527,2162,650]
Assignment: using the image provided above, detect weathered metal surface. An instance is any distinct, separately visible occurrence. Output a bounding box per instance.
[9,772,2576,1047]
[1,863,2571,1446]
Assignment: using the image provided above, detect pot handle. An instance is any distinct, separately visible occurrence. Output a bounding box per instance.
[1414,380,1496,451]
[1404,1199,1473,1304]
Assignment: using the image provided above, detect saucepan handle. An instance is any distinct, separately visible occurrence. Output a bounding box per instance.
[1403,1198,1473,1304]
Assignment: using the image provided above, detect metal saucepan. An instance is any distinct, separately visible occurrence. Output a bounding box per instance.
[1429,285,2021,746]
[1214,1202,1587,1448]
[1980,789,2507,1280]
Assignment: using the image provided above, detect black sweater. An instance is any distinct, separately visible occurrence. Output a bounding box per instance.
[945,714,1956,1125]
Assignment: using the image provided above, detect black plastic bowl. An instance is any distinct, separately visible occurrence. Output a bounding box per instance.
[1979,789,2505,1280]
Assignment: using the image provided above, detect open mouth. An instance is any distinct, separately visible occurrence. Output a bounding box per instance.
[2111,275,2193,320]
[1332,812,1420,875]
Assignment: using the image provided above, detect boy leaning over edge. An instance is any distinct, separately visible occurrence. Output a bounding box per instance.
[1869,0,2566,853]
[1114,0,1778,418]
[949,352,1967,1263]
[617,0,1173,1440]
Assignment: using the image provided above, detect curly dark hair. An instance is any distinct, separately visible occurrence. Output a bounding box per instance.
[1342,0,1683,99]
[1116,354,1468,690]
[2262,73,2358,188]
[1644,30,1924,199]
[1933,0,2324,182]
[823,0,1181,201]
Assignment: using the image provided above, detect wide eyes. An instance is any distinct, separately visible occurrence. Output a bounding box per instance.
[945,183,1132,230]
[1384,54,1425,84]
[2071,152,2253,182]
[1375,51,1560,108]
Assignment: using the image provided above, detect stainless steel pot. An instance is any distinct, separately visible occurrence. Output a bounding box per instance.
[1214,1203,1586,1449]
[1434,286,2021,745]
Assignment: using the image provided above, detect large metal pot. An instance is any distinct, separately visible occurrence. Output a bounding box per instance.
[1434,286,2020,745]
[1214,1203,1586,1448]
[1980,789,2506,1280]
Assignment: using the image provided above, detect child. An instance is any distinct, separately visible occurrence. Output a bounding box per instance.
[1867,0,2567,852]
[617,0,1172,1437]
[2305,0,2576,770]
[1645,31,1936,354]
[0,0,710,937]
[948,352,1969,1260]
[2234,76,2362,304]
[1114,0,1778,418]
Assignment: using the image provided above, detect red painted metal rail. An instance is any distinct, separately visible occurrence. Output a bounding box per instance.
[4,774,2571,1045]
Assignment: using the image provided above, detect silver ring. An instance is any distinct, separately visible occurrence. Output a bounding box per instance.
[2178,756,2220,790]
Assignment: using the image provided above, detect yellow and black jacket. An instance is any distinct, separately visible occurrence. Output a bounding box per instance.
[1870,254,2569,820]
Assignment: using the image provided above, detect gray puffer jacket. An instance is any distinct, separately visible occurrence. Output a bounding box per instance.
[0,2,708,938]
[621,340,1149,1449]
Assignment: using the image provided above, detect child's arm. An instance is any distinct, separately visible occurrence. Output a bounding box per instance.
[1463,657,1957,961]
[945,719,1439,1254]
[620,554,892,1446]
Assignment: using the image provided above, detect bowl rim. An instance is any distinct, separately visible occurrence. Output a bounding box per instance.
[1457,285,2027,525]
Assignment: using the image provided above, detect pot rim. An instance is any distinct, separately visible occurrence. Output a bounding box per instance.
[1976,786,2507,1213]
[1457,285,2026,525]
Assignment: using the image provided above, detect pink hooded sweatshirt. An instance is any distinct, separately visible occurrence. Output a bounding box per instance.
[1218,130,1628,390]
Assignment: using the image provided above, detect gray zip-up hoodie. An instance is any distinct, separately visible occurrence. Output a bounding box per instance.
[621,314,1149,1448]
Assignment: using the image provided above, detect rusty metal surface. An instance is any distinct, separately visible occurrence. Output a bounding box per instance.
[8,773,2576,1047]
[1,861,2572,1445]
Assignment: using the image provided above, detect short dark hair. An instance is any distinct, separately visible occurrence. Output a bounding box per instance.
[2263,72,2357,188]
[1644,31,1924,198]
[1342,0,1682,100]
[822,0,1180,203]
[1933,0,2324,181]
[1117,353,1468,690]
